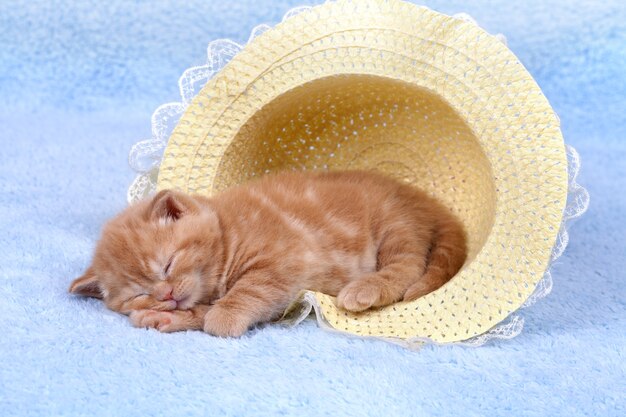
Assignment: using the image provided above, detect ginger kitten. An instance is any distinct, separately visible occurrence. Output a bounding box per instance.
[69,170,467,337]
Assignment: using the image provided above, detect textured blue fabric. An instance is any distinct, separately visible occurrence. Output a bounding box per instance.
[0,1,624,416]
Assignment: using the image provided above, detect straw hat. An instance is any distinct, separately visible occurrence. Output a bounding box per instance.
[128,0,588,347]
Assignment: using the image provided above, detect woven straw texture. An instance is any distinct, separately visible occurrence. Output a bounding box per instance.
[156,0,568,344]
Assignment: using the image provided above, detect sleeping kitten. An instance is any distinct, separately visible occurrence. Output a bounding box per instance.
[69,170,466,337]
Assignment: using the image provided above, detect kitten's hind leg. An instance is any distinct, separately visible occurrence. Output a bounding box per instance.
[337,230,428,312]
[130,305,209,333]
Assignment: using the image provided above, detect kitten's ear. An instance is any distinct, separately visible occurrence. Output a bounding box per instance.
[149,190,200,222]
[69,267,103,299]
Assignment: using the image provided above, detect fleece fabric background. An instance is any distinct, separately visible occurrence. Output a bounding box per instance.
[0,1,624,416]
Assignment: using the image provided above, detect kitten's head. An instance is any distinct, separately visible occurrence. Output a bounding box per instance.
[69,190,223,314]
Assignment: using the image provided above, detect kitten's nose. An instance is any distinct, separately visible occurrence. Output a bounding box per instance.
[154,282,174,302]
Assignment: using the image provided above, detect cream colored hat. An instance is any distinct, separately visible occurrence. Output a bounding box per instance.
[128,0,588,348]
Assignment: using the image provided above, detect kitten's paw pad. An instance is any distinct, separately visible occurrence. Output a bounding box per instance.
[130,310,173,332]
[337,281,385,312]
[203,306,249,338]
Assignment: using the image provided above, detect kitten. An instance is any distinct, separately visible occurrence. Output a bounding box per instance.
[69,170,467,337]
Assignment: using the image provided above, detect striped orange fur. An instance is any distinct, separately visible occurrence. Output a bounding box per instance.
[69,170,467,337]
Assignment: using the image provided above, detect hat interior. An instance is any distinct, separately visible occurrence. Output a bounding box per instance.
[213,74,497,265]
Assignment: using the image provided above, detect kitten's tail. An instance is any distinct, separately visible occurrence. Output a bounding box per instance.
[403,216,467,301]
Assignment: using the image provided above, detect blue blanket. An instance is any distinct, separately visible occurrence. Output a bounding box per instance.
[1,1,624,416]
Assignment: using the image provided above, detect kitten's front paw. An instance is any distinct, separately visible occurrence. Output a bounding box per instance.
[337,280,386,312]
[130,310,175,332]
[203,306,249,338]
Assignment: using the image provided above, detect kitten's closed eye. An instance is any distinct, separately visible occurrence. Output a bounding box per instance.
[164,258,173,276]
[127,293,148,303]
[163,254,176,279]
